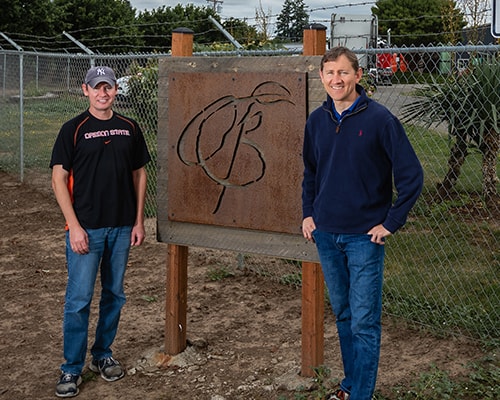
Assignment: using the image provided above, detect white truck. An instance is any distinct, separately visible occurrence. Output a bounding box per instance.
[330,14,378,70]
[331,14,394,85]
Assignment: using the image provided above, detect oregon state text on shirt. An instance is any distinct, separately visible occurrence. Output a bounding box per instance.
[84,129,131,139]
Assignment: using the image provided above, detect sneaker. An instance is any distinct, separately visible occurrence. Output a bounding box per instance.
[89,356,125,382]
[55,373,82,398]
[327,389,350,400]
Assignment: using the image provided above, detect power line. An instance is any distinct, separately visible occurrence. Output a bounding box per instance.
[206,0,223,14]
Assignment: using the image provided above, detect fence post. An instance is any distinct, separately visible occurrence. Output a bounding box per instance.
[171,27,194,57]
[164,27,193,355]
[1,32,25,181]
[165,243,188,354]
[300,23,326,377]
[303,23,327,57]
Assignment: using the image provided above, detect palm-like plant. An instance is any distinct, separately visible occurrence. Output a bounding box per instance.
[401,57,500,209]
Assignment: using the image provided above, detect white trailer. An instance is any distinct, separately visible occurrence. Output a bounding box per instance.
[330,14,378,69]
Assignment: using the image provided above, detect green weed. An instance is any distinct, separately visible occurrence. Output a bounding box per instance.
[141,295,157,303]
[207,264,235,281]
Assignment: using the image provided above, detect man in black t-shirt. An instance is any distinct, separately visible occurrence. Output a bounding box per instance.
[50,66,151,398]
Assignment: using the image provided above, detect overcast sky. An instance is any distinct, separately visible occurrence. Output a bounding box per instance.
[128,0,376,26]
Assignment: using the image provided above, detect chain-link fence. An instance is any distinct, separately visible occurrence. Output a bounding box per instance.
[0,45,498,344]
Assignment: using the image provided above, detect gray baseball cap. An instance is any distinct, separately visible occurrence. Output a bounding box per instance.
[84,66,117,88]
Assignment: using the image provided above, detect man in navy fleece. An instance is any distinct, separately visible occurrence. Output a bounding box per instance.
[301,47,423,400]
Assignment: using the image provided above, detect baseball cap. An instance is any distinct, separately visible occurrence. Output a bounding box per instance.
[84,66,117,88]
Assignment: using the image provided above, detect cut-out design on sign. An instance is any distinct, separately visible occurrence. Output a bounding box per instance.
[176,81,294,214]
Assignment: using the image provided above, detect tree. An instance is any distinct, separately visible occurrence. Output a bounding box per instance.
[0,0,261,53]
[441,0,467,44]
[372,0,465,46]
[222,18,258,46]
[0,0,140,52]
[457,0,490,43]
[401,60,500,209]
[255,0,273,43]
[457,0,489,27]
[136,4,226,51]
[275,0,309,42]
[0,0,63,48]
[53,0,140,53]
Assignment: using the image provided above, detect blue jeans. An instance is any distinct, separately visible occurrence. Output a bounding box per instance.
[312,230,385,400]
[61,226,132,375]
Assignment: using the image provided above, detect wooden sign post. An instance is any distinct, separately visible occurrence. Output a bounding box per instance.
[164,27,194,355]
[300,24,326,377]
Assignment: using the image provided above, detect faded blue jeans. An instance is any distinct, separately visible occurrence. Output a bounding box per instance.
[61,226,132,375]
[312,230,385,400]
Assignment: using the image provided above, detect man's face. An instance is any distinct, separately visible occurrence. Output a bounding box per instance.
[82,81,117,113]
[319,55,362,105]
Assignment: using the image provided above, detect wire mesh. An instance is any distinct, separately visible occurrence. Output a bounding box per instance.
[0,45,498,343]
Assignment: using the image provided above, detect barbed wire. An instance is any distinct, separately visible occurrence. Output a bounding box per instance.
[308,1,377,14]
[0,8,496,52]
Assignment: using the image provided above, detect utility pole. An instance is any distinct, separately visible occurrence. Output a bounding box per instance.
[206,0,223,13]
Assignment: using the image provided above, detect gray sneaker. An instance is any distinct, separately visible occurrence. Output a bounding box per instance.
[89,356,125,382]
[55,373,82,398]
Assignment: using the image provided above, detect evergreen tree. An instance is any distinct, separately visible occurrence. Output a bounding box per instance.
[275,0,309,42]
[53,0,140,53]
[372,0,466,46]
[136,4,227,51]
[0,0,62,48]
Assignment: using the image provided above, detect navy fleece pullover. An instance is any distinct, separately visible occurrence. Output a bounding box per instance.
[302,85,423,234]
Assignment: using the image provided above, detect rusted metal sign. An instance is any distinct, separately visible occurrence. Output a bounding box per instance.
[166,71,306,235]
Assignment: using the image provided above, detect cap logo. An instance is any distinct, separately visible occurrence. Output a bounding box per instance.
[96,67,106,76]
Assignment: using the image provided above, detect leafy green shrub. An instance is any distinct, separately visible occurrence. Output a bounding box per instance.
[125,59,159,136]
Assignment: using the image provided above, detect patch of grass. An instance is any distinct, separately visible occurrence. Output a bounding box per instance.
[279,272,302,288]
[383,125,500,342]
[391,355,500,400]
[81,370,97,383]
[285,356,498,399]
[464,355,500,399]
[384,220,498,341]
[0,93,88,170]
[406,125,500,195]
[311,365,333,399]
[206,264,235,281]
[395,364,458,399]
[0,93,158,215]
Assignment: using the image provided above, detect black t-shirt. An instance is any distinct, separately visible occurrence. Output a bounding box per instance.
[50,110,151,229]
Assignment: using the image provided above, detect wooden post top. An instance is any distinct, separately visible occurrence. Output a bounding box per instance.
[303,23,327,57]
[172,27,194,57]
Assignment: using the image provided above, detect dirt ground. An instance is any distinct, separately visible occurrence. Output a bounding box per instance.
[0,170,487,400]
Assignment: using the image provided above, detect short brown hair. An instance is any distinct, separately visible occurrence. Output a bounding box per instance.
[320,46,360,72]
